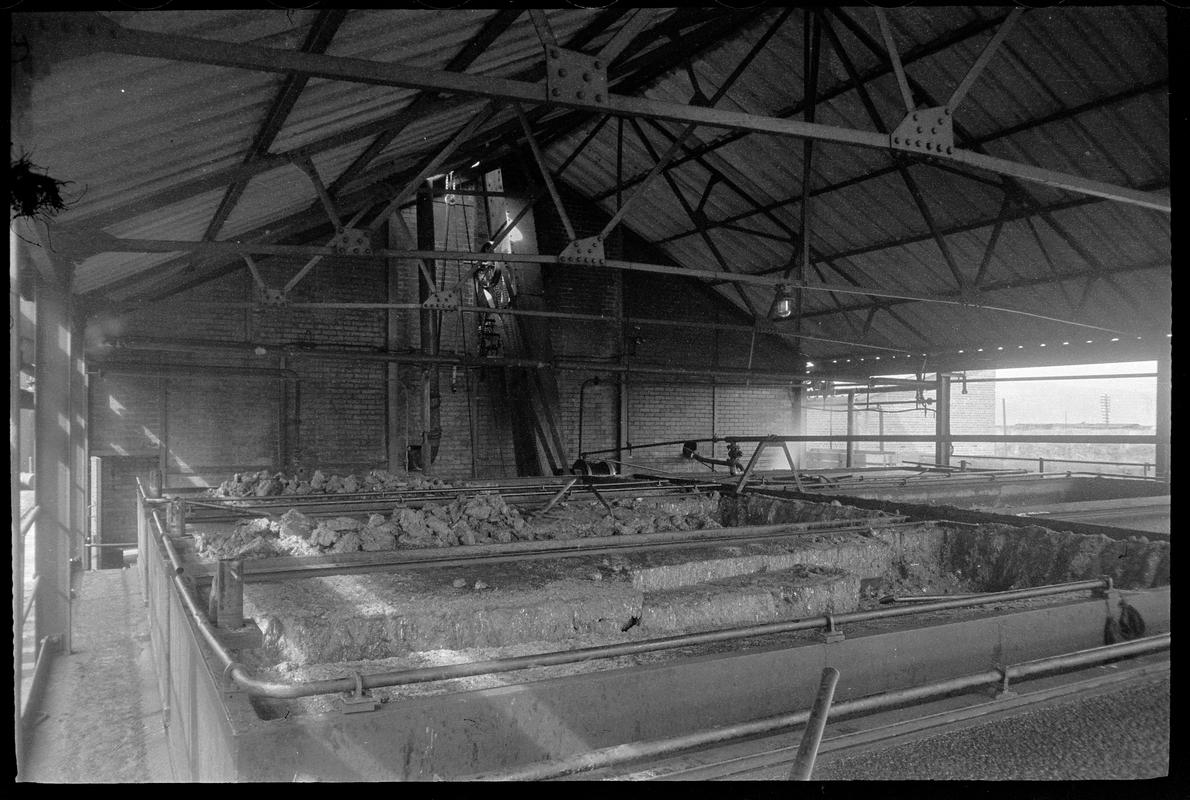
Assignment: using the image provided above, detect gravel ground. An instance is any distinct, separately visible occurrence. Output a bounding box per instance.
[814,673,1170,780]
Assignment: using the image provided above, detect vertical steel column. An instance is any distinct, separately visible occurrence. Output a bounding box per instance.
[11,230,24,771]
[70,316,88,572]
[1155,342,1170,480]
[845,390,855,468]
[935,373,952,467]
[416,184,440,473]
[385,216,403,472]
[33,274,73,652]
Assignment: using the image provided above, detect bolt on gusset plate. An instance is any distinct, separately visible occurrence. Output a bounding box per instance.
[890,106,955,157]
[330,227,373,256]
[559,236,606,265]
[422,290,460,311]
[545,47,609,107]
[257,287,288,307]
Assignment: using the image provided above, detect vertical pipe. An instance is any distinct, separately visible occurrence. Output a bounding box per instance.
[88,456,102,571]
[34,272,73,652]
[845,391,855,468]
[934,373,952,467]
[788,666,840,780]
[999,397,1009,459]
[878,407,885,452]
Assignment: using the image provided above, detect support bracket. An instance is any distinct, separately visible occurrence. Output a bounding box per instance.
[256,286,288,307]
[890,106,954,158]
[559,236,605,265]
[819,614,846,643]
[330,226,373,256]
[545,47,609,107]
[340,671,380,714]
[422,290,460,311]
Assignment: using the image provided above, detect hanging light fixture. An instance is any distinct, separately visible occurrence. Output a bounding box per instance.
[769,284,794,320]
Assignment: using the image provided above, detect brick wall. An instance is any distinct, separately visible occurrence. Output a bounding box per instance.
[89,163,821,548]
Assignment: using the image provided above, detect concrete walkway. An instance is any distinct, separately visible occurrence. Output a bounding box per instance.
[20,567,174,783]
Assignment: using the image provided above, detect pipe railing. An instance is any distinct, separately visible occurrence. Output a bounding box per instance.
[952,453,1156,477]
[464,633,1170,781]
[141,497,1112,700]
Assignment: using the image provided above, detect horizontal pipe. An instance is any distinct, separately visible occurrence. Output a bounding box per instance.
[20,636,56,729]
[961,373,1156,384]
[722,435,1157,444]
[469,633,1170,780]
[113,337,821,383]
[89,362,299,381]
[174,301,905,355]
[953,454,1154,468]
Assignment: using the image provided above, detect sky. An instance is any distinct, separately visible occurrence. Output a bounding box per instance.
[992,361,1157,427]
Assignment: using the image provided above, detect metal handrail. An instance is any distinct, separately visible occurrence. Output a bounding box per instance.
[466,633,1171,781]
[788,667,840,780]
[147,499,1111,700]
[954,453,1155,471]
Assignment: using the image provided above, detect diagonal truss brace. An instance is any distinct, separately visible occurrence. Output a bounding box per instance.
[20,11,1169,213]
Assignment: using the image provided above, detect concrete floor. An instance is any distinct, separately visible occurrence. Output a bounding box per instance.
[20,568,174,783]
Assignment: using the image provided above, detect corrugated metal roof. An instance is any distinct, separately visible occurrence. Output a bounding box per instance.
[14,6,1169,367]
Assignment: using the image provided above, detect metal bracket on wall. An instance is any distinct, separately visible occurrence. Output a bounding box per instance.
[422,290,460,311]
[545,46,608,107]
[559,236,606,265]
[330,226,373,256]
[890,106,954,157]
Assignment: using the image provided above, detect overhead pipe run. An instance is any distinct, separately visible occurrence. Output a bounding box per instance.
[112,337,823,384]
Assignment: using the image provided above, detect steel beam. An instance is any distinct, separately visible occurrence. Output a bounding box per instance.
[327,8,522,198]
[973,194,1013,287]
[70,234,1142,336]
[591,12,1016,204]
[947,8,1024,111]
[628,119,761,320]
[874,9,916,113]
[1155,342,1170,480]
[513,103,575,241]
[600,10,791,243]
[33,275,74,652]
[201,9,347,243]
[37,12,1165,212]
[94,10,731,304]
[934,373,952,467]
[365,103,499,233]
